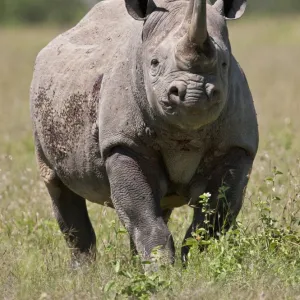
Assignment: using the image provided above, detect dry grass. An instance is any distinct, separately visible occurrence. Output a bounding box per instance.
[0,17,300,299]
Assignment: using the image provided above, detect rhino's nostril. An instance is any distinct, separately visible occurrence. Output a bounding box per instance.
[210,89,220,101]
[169,86,179,97]
[168,82,187,102]
[205,83,220,102]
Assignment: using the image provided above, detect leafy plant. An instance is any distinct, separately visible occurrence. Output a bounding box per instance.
[104,259,170,299]
[184,168,300,282]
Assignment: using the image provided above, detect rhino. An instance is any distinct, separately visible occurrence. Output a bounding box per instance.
[30,0,258,265]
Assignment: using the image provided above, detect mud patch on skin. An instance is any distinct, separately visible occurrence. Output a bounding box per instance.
[33,78,101,166]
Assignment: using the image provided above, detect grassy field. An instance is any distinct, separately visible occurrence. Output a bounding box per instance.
[1,16,300,299]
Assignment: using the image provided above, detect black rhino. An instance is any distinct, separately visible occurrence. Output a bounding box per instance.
[30,0,258,265]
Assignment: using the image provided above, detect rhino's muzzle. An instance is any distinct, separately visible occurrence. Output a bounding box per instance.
[166,79,220,109]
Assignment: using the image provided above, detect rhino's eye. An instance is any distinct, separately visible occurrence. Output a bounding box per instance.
[151,59,159,67]
[222,62,227,69]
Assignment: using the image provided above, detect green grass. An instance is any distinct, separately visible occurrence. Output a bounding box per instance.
[1,17,300,299]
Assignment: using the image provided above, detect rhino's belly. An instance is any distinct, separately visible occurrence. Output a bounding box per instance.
[55,154,112,206]
[160,194,187,210]
[68,179,112,206]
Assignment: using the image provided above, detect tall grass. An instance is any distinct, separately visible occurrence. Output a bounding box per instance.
[1,17,300,299]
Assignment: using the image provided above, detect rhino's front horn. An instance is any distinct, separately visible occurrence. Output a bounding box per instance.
[188,0,208,48]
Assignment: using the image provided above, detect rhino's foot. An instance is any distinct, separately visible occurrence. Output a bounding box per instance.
[143,242,175,274]
[70,246,97,270]
[129,209,174,260]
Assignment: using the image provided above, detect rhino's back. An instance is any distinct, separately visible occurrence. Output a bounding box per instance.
[30,0,142,203]
[31,0,138,100]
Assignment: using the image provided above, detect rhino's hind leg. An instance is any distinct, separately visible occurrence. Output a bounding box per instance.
[182,148,254,263]
[35,142,96,266]
[45,179,96,267]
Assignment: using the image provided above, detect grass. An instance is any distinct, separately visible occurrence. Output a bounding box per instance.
[1,16,300,299]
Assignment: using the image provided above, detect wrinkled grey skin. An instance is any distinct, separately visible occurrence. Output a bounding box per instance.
[30,0,258,265]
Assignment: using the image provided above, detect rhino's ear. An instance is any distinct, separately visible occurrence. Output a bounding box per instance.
[213,0,247,20]
[125,0,155,20]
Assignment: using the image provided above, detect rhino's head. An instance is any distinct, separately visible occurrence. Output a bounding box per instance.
[126,0,247,130]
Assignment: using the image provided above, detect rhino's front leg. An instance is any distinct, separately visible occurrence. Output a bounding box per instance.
[182,147,254,262]
[106,147,175,264]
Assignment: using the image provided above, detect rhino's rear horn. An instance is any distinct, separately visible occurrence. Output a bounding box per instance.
[187,0,208,48]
